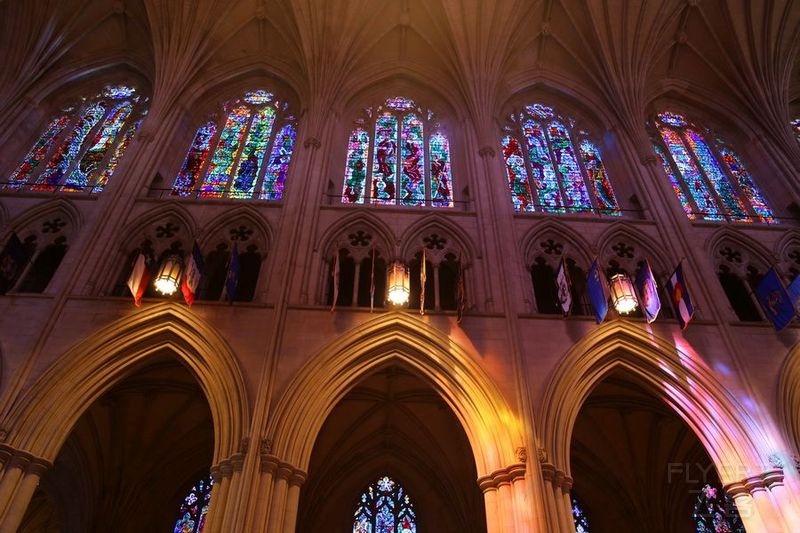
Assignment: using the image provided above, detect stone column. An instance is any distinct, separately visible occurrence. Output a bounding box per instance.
[0,460,48,533]
[478,463,527,533]
[220,454,245,532]
[281,471,308,532]
[252,455,278,532]
[265,465,291,532]
[725,470,791,533]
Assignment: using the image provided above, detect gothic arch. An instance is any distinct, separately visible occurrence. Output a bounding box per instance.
[778,344,800,456]
[705,226,775,268]
[1,303,249,464]
[198,206,273,252]
[520,220,593,266]
[398,214,477,262]
[265,312,524,478]
[540,321,768,484]
[316,211,396,259]
[2,198,82,241]
[117,203,198,251]
[596,223,672,274]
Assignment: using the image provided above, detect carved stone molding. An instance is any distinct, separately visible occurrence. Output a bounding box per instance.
[478,146,496,159]
[304,137,322,150]
[477,463,526,491]
[724,468,784,498]
[259,453,308,487]
[0,443,53,475]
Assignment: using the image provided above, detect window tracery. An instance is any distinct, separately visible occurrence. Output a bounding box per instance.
[528,236,590,316]
[7,214,73,294]
[198,221,264,302]
[571,496,590,533]
[171,89,296,200]
[5,84,147,193]
[406,230,464,312]
[501,103,621,215]
[714,241,766,321]
[353,476,416,533]
[326,227,388,308]
[341,96,454,208]
[651,112,774,223]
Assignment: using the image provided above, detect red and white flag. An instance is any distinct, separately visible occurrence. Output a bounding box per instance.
[127,252,150,307]
[181,242,204,306]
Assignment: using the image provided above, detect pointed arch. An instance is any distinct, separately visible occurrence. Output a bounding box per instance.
[540,321,768,483]
[2,303,249,463]
[2,198,82,240]
[596,223,672,274]
[316,211,396,259]
[398,214,477,261]
[197,205,273,252]
[521,220,593,266]
[705,226,776,267]
[265,312,524,477]
[778,344,800,455]
[118,203,198,251]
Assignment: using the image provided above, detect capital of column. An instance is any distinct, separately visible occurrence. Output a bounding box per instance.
[304,137,322,150]
[0,443,53,474]
[724,468,784,498]
[476,462,526,492]
[478,146,496,159]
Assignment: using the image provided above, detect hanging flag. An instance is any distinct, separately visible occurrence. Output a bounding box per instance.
[666,262,694,330]
[556,257,572,316]
[181,242,204,306]
[0,233,27,295]
[331,246,340,312]
[755,268,795,331]
[420,247,427,315]
[221,242,240,304]
[586,258,609,324]
[788,274,800,315]
[635,259,661,323]
[456,251,466,324]
[127,251,151,307]
[370,244,376,313]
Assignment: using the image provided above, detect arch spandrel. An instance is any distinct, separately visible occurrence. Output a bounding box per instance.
[265,311,524,478]
[540,320,771,484]
[1,303,249,464]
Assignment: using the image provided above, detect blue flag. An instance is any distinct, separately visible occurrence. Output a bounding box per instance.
[755,268,794,331]
[0,233,27,295]
[635,259,661,323]
[788,275,800,315]
[587,259,609,324]
[222,242,240,303]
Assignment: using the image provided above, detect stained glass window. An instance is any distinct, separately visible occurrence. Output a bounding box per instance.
[171,88,297,200]
[173,475,213,533]
[654,112,775,223]
[502,103,621,215]
[792,118,800,144]
[572,497,590,533]
[4,84,147,193]
[341,96,454,207]
[353,476,417,533]
[693,484,745,533]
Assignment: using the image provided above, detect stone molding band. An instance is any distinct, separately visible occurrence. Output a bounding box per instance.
[0,443,52,477]
[723,468,784,498]
[477,463,526,492]
[259,453,308,487]
[539,462,573,493]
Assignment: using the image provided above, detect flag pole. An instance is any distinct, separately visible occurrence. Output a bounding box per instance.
[370,243,376,313]
[420,247,426,316]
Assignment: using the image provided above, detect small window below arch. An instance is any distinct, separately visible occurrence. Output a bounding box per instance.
[341,96,455,208]
[5,84,147,194]
[353,475,417,533]
[715,245,765,322]
[16,236,68,293]
[172,475,213,533]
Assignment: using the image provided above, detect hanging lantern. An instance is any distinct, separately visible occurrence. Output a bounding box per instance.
[386,261,410,306]
[609,273,638,314]
[154,254,183,295]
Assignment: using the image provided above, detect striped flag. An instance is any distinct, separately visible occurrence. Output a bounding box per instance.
[420,247,427,315]
[370,244,376,312]
[331,247,340,312]
[181,242,204,306]
[556,257,572,316]
[666,262,694,329]
[127,251,151,307]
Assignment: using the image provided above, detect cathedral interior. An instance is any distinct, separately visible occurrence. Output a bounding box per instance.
[0,0,800,532]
